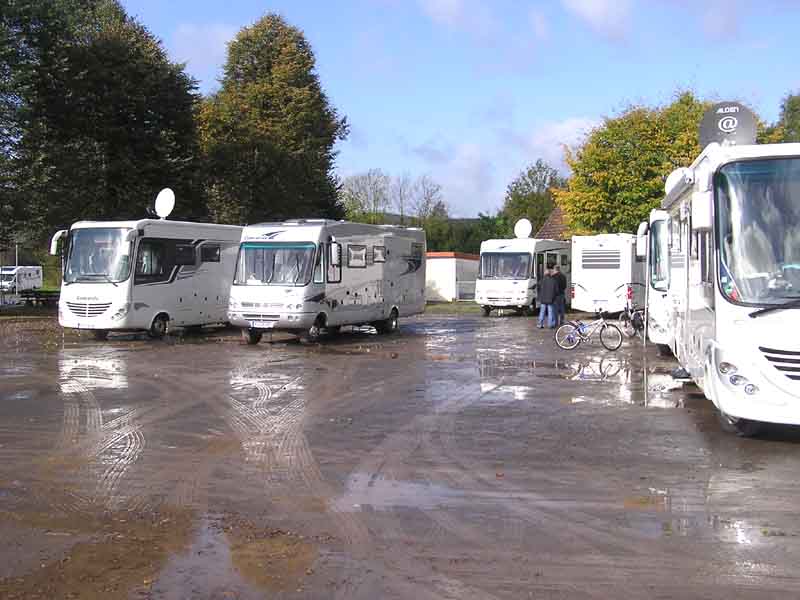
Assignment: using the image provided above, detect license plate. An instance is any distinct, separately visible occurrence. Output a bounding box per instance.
[250,321,275,329]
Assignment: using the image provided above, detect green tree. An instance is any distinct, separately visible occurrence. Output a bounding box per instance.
[199,14,348,224]
[2,0,202,242]
[501,159,565,235]
[777,92,800,142]
[341,169,390,223]
[554,92,711,234]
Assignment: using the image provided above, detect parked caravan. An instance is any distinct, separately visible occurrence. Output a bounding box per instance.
[0,266,42,294]
[475,219,570,316]
[228,220,426,344]
[49,189,242,340]
[636,101,800,435]
[570,234,644,314]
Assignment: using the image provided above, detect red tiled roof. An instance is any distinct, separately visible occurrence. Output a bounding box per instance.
[426,251,479,261]
[535,206,568,240]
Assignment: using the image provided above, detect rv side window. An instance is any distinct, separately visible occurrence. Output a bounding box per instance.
[560,255,568,267]
[135,239,169,283]
[347,245,367,268]
[374,246,386,263]
[175,244,196,266]
[313,245,324,283]
[327,244,341,283]
[200,244,220,263]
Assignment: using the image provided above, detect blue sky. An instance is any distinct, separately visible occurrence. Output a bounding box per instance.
[122,0,800,217]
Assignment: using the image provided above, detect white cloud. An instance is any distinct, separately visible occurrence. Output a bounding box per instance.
[526,116,600,170]
[417,0,497,38]
[170,23,237,92]
[560,0,634,40]
[529,8,550,42]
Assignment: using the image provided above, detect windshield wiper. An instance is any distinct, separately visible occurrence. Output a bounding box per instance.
[749,297,800,318]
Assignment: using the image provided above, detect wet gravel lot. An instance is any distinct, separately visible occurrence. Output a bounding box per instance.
[2,311,800,599]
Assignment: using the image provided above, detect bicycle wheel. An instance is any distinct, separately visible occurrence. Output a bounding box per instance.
[600,322,623,351]
[618,312,635,338]
[555,323,582,350]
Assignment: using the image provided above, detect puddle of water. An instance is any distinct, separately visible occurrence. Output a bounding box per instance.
[334,474,463,512]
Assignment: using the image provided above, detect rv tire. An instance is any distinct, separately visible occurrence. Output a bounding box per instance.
[242,328,262,345]
[92,329,109,341]
[301,316,325,343]
[148,314,169,339]
[718,411,765,437]
[375,309,399,334]
[656,343,673,357]
[326,325,341,336]
[482,306,492,317]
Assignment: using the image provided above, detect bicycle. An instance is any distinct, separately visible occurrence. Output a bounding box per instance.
[554,310,623,351]
[615,283,645,338]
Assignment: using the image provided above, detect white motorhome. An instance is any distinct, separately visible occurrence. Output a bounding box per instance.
[475,221,570,316]
[570,234,645,314]
[636,102,800,435]
[228,220,426,344]
[0,266,42,294]
[49,191,242,339]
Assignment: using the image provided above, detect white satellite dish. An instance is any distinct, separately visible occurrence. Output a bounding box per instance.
[154,188,175,219]
[514,218,532,239]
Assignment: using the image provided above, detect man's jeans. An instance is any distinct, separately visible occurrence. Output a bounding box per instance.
[538,303,555,328]
[555,295,566,326]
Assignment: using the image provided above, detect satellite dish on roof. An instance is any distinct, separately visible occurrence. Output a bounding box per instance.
[514,218,532,239]
[699,101,757,148]
[154,188,175,219]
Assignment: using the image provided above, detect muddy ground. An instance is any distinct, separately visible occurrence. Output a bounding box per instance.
[2,311,800,599]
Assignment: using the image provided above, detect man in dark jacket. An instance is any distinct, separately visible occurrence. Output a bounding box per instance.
[537,268,558,328]
[553,265,567,326]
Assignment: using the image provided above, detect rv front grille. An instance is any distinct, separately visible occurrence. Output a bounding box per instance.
[241,302,283,309]
[242,313,280,321]
[759,346,800,381]
[66,302,112,318]
[581,250,620,269]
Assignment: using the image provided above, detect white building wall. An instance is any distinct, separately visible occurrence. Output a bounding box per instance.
[425,255,479,302]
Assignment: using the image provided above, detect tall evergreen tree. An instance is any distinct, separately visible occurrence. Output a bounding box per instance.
[1,0,203,242]
[199,14,348,224]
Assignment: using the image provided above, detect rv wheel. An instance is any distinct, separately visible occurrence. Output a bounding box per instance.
[326,325,341,336]
[375,309,399,334]
[718,411,765,437]
[242,328,262,345]
[148,314,169,339]
[93,330,109,341]
[482,306,492,317]
[656,343,673,358]
[301,317,325,343]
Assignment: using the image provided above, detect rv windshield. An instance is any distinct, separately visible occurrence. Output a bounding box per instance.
[64,228,133,284]
[234,242,316,286]
[650,220,669,291]
[479,252,531,280]
[716,158,800,305]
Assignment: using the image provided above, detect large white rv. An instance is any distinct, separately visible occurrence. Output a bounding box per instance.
[228,220,426,344]
[637,102,800,435]
[0,266,42,294]
[50,192,242,339]
[475,221,570,316]
[570,234,644,314]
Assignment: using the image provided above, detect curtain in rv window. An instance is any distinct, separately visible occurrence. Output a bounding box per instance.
[235,242,316,286]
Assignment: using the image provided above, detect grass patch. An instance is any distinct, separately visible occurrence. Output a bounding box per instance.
[424,302,482,315]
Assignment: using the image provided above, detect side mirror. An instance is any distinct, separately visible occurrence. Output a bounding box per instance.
[635,221,648,258]
[691,191,713,230]
[50,230,67,255]
[330,242,341,266]
[125,229,139,243]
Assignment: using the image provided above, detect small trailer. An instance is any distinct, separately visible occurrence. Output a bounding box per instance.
[0,266,43,294]
[228,219,426,344]
[570,234,645,314]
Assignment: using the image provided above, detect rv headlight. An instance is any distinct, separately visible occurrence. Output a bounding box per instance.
[729,374,748,386]
[718,362,737,375]
[111,303,130,321]
[744,383,759,395]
